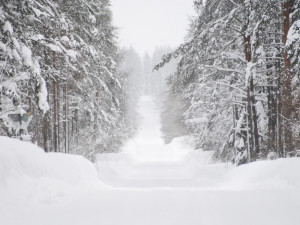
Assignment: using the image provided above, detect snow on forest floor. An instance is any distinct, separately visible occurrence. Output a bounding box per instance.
[1,96,300,225]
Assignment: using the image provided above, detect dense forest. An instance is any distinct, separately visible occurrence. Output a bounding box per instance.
[157,0,300,165]
[0,0,131,159]
[1,0,300,166]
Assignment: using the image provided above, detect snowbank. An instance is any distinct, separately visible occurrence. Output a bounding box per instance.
[222,158,300,190]
[0,136,105,213]
[0,136,98,186]
[0,136,107,224]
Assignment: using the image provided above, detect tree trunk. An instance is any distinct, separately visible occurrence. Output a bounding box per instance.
[63,82,69,154]
[276,70,283,156]
[250,76,260,158]
[94,92,99,140]
[244,35,260,161]
[267,85,277,152]
[75,108,79,145]
[281,0,293,155]
[57,79,60,152]
[53,79,58,152]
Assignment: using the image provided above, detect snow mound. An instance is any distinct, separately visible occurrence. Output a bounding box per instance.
[0,136,98,187]
[0,136,106,210]
[222,158,300,190]
[0,136,108,224]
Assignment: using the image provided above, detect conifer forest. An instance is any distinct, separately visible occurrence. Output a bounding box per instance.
[1,0,299,164]
[0,0,129,159]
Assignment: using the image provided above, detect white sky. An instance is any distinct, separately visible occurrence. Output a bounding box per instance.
[111,0,195,56]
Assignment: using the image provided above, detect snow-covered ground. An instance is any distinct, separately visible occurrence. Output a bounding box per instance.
[121,96,195,162]
[1,96,300,225]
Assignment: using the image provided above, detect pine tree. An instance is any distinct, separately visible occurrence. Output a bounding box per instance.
[155,0,300,164]
[0,0,129,160]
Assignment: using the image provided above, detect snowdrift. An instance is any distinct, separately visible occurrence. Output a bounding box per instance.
[222,158,300,190]
[0,136,99,187]
[2,134,300,191]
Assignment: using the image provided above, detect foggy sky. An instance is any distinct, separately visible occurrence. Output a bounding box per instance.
[111,0,195,56]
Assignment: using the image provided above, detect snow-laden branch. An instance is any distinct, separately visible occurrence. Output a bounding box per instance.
[227,0,239,6]
[204,65,244,75]
[213,81,246,93]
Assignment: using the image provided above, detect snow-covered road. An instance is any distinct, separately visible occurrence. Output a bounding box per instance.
[15,186,299,225]
[90,96,300,225]
[2,96,300,225]
[96,96,218,188]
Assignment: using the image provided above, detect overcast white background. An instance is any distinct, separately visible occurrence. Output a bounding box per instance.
[111,0,195,56]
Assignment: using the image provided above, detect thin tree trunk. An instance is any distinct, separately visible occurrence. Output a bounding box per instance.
[244,35,259,161]
[42,43,50,152]
[94,92,99,140]
[57,79,60,152]
[64,82,69,154]
[75,108,79,145]
[267,85,277,151]
[53,79,58,152]
[276,59,283,156]
[281,0,293,155]
[250,76,260,158]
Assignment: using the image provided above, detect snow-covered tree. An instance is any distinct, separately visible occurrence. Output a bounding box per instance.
[0,0,129,160]
[156,0,300,164]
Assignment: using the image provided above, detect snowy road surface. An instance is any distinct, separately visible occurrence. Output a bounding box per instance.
[1,96,300,225]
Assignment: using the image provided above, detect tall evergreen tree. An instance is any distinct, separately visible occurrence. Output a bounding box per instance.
[156,0,300,164]
[0,0,129,159]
